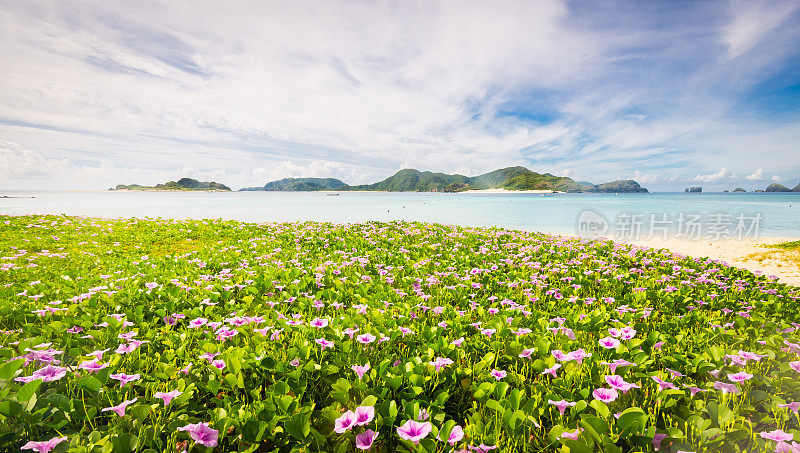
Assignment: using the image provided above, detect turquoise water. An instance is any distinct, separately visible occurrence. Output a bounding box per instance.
[1,190,799,237]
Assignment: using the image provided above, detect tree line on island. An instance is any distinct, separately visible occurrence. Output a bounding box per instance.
[240,166,649,193]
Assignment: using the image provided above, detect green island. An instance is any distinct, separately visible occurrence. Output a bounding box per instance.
[1,215,798,452]
[111,178,231,192]
[240,166,649,193]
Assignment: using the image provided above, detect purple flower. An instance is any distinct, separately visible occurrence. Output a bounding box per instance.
[541,364,561,377]
[592,387,618,403]
[154,389,183,406]
[605,375,640,393]
[352,363,370,380]
[78,359,108,373]
[357,333,376,344]
[490,369,507,381]
[727,371,753,383]
[761,429,795,442]
[518,348,535,359]
[779,402,800,414]
[437,424,464,445]
[397,419,432,444]
[290,358,300,367]
[548,399,576,416]
[652,376,677,391]
[211,359,226,370]
[316,337,334,350]
[561,428,582,441]
[28,364,68,382]
[178,422,219,447]
[109,372,140,388]
[101,397,137,417]
[21,436,68,453]
[599,337,620,349]
[713,381,739,395]
[354,405,375,426]
[310,317,328,328]
[790,361,800,373]
[356,429,379,450]
[334,410,357,433]
[429,357,454,371]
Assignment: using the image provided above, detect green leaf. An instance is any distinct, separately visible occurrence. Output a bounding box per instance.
[78,376,102,393]
[0,400,22,417]
[561,438,594,453]
[286,412,311,441]
[17,379,42,402]
[0,358,25,381]
[112,433,139,453]
[589,399,609,419]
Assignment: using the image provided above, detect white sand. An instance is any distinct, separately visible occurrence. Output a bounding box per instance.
[620,237,800,286]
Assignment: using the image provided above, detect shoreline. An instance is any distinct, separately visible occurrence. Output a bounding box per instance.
[619,236,800,286]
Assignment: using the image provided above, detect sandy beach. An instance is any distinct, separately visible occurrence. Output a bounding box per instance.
[623,236,800,286]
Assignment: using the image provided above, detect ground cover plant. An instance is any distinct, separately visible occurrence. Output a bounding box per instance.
[1,215,799,452]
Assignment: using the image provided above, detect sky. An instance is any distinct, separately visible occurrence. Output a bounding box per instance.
[1,0,799,191]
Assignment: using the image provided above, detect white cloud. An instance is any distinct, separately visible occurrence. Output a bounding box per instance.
[746,168,766,180]
[772,174,783,182]
[723,0,800,59]
[693,168,736,183]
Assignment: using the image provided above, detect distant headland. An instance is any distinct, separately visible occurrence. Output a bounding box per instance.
[110,178,231,192]
[240,166,649,193]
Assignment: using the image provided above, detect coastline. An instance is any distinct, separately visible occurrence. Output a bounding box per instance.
[462,188,563,194]
[620,236,800,286]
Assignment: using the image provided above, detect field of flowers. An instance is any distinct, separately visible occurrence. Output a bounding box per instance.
[1,215,799,453]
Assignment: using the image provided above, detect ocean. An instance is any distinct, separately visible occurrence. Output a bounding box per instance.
[1,190,799,238]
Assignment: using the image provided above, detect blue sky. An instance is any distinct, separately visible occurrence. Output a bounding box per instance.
[1,0,799,191]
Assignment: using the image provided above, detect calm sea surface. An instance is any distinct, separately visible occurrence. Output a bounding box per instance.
[1,190,799,237]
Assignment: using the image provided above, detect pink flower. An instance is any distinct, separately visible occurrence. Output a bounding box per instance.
[761,429,795,442]
[592,387,618,403]
[548,399,576,416]
[652,432,668,451]
[541,364,561,377]
[429,357,454,371]
[290,358,300,367]
[790,361,800,373]
[310,317,328,328]
[352,363,370,380]
[357,333,377,344]
[713,381,740,395]
[602,359,636,373]
[356,429,379,450]
[518,348,535,358]
[211,360,226,370]
[605,375,640,393]
[78,359,108,373]
[354,405,375,426]
[21,436,68,453]
[397,419,432,444]
[599,337,620,349]
[561,428,582,441]
[109,372,140,388]
[154,390,183,406]
[334,410,357,433]
[29,364,68,382]
[490,369,507,381]
[101,397,137,417]
[437,425,464,445]
[316,337,334,350]
[775,441,800,453]
[779,402,800,414]
[727,371,753,383]
[652,376,677,391]
[178,422,219,447]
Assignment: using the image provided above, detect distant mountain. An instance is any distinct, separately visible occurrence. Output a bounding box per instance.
[794,182,800,192]
[242,166,648,193]
[765,183,792,192]
[112,177,231,191]
[241,177,348,191]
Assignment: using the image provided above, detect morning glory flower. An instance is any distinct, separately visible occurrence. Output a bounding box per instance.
[355,429,379,450]
[548,399,576,416]
[21,436,68,453]
[490,369,507,380]
[352,363,370,380]
[592,387,618,403]
[354,405,375,426]
[316,338,334,350]
[178,422,219,447]
[334,410,357,433]
[101,397,137,417]
[761,429,795,442]
[154,390,183,406]
[397,419,432,444]
[109,373,141,388]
